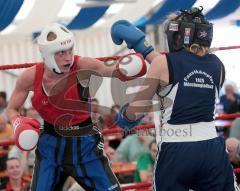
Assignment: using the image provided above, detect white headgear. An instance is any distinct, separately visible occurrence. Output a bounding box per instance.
[37,23,75,74]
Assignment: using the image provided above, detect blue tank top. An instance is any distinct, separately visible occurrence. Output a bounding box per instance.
[157,50,224,124]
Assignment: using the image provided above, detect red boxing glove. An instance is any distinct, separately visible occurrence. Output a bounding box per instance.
[12,116,40,151]
[116,53,147,81]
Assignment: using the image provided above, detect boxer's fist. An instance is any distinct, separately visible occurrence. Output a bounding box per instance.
[111,20,154,57]
[12,116,40,151]
[116,53,147,81]
[115,103,144,130]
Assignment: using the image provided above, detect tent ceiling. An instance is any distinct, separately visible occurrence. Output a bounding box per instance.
[0,0,240,35]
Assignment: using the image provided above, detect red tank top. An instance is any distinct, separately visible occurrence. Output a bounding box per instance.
[32,55,91,126]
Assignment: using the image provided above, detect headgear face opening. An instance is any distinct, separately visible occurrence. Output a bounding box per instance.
[37,23,75,74]
[165,7,213,52]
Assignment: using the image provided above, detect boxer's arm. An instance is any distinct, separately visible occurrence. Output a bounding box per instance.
[7,67,40,151]
[125,54,169,120]
[220,62,225,87]
[115,54,169,130]
[145,51,162,64]
[7,67,35,120]
[78,53,147,81]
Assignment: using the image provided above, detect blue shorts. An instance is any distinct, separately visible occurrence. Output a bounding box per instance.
[154,137,235,191]
[30,132,120,191]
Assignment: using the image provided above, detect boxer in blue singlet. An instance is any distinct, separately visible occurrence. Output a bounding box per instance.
[111,7,239,191]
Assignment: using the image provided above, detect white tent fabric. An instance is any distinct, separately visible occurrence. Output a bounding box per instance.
[11,0,66,34]
[211,7,240,26]
[105,0,156,26]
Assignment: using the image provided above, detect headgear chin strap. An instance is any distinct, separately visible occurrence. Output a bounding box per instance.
[165,7,213,52]
[37,23,75,74]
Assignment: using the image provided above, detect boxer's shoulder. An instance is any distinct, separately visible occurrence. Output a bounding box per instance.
[16,66,36,91]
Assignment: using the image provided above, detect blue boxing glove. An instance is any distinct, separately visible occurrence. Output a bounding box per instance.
[115,103,144,130]
[111,20,154,58]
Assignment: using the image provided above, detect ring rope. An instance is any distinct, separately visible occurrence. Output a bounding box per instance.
[210,45,240,52]
[121,182,152,190]
[0,113,239,147]
[234,168,240,174]
[1,45,240,70]
[215,113,240,120]
[101,113,240,135]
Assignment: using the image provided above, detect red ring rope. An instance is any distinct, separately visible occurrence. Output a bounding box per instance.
[1,45,240,70]
[121,182,152,190]
[234,168,240,174]
[215,113,240,120]
[0,113,239,146]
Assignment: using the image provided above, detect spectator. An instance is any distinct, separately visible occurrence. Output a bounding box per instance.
[229,118,240,140]
[8,148,35,177]
[18,107,26,117]
[226,137,240,165]
[141,112,154,125]
[225,137,240,184]
[104,104,120,128]
[0,92,7,114]
[219,83,240,114]
[90,98,105,130]
[25,107,43,127]
[115,134,154,162]
[0,114,8,130]
[104,105,123,149]
[1,157,28,191]
[0,91,8,128]
[218,83,240,139]
[103,136,116,162]
[134,140,157,182]
[0,122,13,171]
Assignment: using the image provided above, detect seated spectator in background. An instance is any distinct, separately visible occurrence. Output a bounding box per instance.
[226,137,240,165]
[103,136,116,162]
[0,114,8,130]
[104,104,120,128]
[91,98,105,130]
[1,157,28,191]
[229,118,240,140]
[0,92,7,114]
[8,147,35,177]
[0,121,13,171]
[104,104,123,149]
[18,107,26,117]
[25,107,43,126]
[0,91,8,134]
[220,83,240,114]
[134,140,157,183]
[140,112,154,125]
[225,138,240,184]
[218,84,240,139]
[115,134,154,162]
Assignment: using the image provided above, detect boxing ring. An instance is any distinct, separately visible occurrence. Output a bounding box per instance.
[1,45,240,190]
